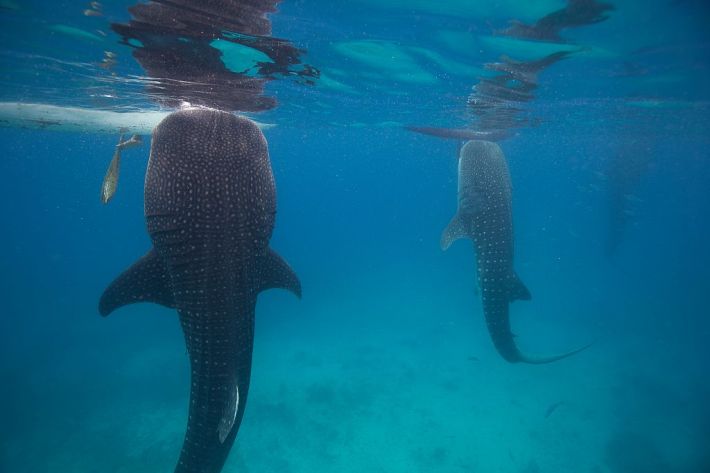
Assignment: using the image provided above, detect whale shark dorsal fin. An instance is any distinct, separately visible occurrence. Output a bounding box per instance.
[256,248,302,298]
[508,272,532,301]
[441,214,468,251]
[99,248,175,316]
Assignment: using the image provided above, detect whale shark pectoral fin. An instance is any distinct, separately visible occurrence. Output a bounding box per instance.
[441,214,468,251]
[217,383,240,444]
[508,272,532,301]
[256,248,302,298]
[99,248,175,316]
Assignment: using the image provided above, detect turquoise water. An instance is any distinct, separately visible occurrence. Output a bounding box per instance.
[1,1,709,472]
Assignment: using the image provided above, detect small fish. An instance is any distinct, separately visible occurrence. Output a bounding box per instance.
[100,134,142,204]
[624,193,644,203]
[99,59,116,70]
[84,1,103,17]
[99,50,118,70]
[100,146,121,204]
[544,401,564,419]
[117,134,142,150]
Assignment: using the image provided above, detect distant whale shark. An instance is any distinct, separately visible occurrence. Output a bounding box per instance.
[604,135,653,258]
[441,140,590,364]
[99,108,301,472]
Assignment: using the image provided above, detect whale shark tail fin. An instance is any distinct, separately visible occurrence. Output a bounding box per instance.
[516,339,596,365]
[441,214,468,250]
[508,273,532,301]
[99,248,175,316]
[255,247,302,298]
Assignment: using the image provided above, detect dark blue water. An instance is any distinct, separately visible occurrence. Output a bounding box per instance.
[1,1,710,472]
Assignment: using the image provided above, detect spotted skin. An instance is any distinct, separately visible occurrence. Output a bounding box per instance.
[441,140,589,364]
[100,108,300,473]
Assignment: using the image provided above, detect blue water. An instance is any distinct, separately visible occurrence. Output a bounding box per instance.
[2,1,710,472]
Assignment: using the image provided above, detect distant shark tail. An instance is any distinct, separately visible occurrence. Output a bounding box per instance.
[483,276,594,365]
[512,340,595,364]
[489,323,595,365]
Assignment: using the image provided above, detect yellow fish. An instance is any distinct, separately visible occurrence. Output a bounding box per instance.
[100,134,142,204]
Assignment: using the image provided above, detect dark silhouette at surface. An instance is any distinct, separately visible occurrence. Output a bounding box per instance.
[407,1,613,141]
[112,0,318,112]
[498,0,614,42]
[465,51,574,138]
[408,51,574,142]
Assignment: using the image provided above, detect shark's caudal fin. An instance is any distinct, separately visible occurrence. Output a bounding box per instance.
[515,340,596,364]
[99,248,175,316]
[493,273,594,365]
[255,248,302,298]
[441,214,469,250]
[492,327,595,365]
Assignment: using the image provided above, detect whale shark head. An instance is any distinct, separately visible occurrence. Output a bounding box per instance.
[145,109,276,275]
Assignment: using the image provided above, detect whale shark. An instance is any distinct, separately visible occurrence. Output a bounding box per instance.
[604,129,654,259]
[99,108,300,472]
[498,0,614,42]
[441,140,590,364]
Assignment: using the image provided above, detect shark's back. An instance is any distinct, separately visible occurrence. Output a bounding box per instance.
[145,109,278,315]
[442,140,512,250]
[146,108,276,260]
[457,140,512,217]
[100,108,301,473]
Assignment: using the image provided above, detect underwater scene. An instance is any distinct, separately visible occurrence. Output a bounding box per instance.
[1,1,709,472]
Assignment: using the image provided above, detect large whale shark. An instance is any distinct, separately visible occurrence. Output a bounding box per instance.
[441,140,589,364]
[99,108,300,472]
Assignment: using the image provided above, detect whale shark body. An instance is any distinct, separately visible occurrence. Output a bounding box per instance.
[100,108,300,472]
[442,140,589,364]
